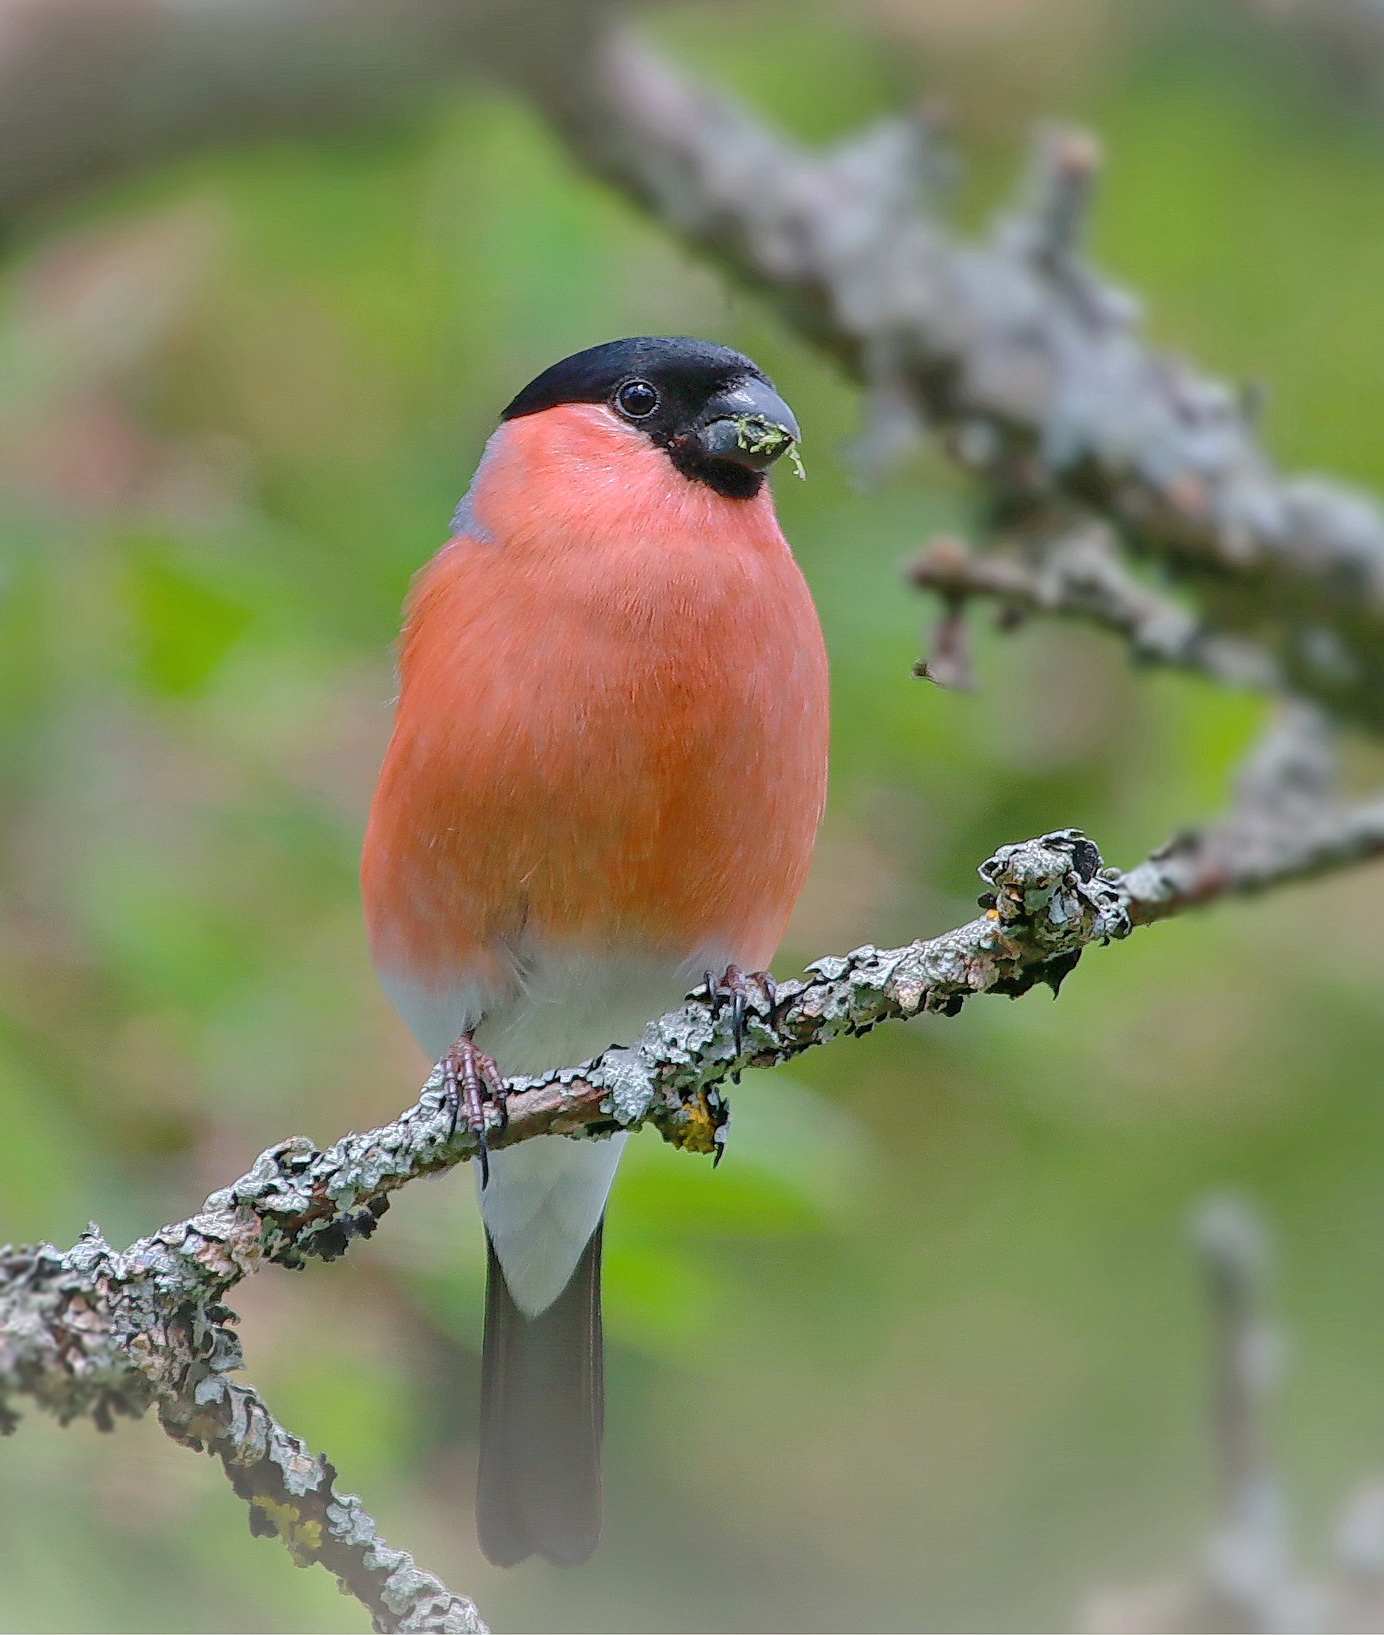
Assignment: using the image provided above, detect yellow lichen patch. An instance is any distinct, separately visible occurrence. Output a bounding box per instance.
[662,1088,723,1155]
[251,1494,324,1566]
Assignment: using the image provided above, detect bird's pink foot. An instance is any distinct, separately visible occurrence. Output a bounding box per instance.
[440,1033,508,1187]
[702,964,778,1056]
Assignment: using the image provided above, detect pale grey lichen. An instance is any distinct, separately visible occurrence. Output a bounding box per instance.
[591,1046,656,1127]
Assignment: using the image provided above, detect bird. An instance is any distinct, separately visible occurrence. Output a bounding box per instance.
[361,336,830,1568]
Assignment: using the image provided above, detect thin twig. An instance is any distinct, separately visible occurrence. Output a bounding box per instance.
[908,531,1279,693]
[1081,1198,1323,1633]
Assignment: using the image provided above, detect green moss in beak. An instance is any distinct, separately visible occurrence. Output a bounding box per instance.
[731,413,807,479]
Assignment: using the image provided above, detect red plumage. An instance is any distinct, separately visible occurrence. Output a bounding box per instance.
[363,401,828,996]
[362,345,828,1567]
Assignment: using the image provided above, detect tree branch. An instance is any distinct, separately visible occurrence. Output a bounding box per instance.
[0,0,512,231]
[159,1353,488,1634]
[5,5,1384,1627]
[908,530,1280,694]
[1081,1197,1323,1634]
[1250,0,1384,106]
[500,26,1384,738]
[9,778,1384,1625]
[0,1234,487,1633]
[1083,1190,1384,1633]
[1122,703,1384,921]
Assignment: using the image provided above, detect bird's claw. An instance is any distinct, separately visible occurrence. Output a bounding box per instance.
[440,1034,508,1188]
[702,965,777,1058]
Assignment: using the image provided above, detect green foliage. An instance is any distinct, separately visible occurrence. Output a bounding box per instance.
[126,546,252,698]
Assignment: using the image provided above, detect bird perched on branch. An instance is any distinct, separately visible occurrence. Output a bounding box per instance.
[361,337,829,1567]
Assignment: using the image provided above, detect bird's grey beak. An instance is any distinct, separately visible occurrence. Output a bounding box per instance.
[694,378,802,472]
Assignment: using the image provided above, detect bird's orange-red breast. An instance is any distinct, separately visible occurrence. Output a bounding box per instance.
[361,338,829,1567]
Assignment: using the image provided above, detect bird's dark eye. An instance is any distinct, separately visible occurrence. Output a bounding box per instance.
[615,379,659,419]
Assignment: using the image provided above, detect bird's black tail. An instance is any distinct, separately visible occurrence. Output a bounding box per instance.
[476,1223,605,1567]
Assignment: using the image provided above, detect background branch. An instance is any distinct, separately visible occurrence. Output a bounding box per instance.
[908,529,1280,693]
[1081,1197,1319,1633]
[1083,1196,1384,1634]
[6,0,1384,744]
[0,0,503,231]
[1251,0,1384,106]
[504,25,1384,737]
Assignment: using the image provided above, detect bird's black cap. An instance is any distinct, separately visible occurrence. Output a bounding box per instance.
[502,337,799,499]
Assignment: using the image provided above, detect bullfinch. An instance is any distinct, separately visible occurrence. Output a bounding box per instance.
[361,337,829,1567]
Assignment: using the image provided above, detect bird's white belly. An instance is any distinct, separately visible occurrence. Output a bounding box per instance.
[381,945,727,1315]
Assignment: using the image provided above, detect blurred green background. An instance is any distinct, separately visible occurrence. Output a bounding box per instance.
[5,1,1384,1628]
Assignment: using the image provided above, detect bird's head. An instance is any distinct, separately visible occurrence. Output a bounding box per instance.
[501,336,801,502]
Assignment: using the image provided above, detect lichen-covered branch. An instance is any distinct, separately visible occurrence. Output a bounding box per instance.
[501,26,1384,737]
[0,1237,485,1634]
[7,758,1384,1624]
[7,5,1384,1628]
[4,830,1130,1386]
[909,530,1279,693]
[0,825,1121,1626]
[161,1373,485,1634]
[168,1368,484,1633]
